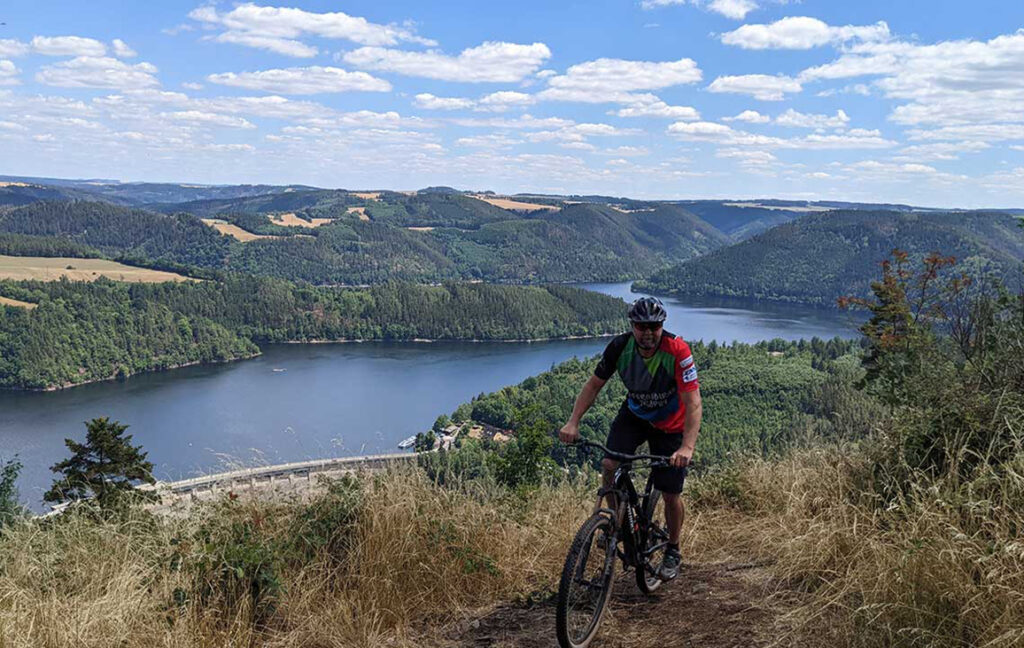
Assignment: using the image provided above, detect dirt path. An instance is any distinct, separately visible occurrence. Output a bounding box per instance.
[436,561,779,648]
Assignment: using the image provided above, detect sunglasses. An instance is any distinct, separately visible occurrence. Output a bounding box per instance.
[632,322,662,332]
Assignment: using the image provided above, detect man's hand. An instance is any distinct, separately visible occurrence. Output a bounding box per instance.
[670,446,694,468]
[559,422,580,444]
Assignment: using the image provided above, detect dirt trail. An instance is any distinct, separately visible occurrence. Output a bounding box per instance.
[437,561,779,648]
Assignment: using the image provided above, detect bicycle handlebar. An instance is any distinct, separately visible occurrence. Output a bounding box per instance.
[570,439,672,467]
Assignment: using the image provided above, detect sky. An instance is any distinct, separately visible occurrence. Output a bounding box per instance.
[0,1,1023,207]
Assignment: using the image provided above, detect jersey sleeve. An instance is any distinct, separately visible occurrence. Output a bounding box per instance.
[594,334,627,380]
[674,340,700,392]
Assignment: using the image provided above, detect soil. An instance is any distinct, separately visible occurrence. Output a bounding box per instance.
[435,561,781,648]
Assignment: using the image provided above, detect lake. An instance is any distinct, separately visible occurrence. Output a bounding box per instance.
[0,283,858,510]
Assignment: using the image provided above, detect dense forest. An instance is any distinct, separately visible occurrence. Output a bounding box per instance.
[0,277,627,390]
[437,336,865,468]
[0,196,729,284]
[637,210,1024,306]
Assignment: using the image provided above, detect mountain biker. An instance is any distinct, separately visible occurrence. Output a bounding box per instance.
[559,296,702,581]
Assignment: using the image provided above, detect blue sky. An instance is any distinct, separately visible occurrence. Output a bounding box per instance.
[1,1,1023,206]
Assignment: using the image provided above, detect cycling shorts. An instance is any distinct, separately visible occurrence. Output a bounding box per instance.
[604,402,688,494]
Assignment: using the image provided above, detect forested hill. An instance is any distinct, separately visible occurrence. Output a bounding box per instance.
[636,210,1024,306]
[0,198,728,284]
[0,277,627,390]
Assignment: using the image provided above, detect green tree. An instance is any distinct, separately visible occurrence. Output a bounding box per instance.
[0,457,25,528]
[432,414,451,433]
[44,417,157,509]
[492,405,557,489]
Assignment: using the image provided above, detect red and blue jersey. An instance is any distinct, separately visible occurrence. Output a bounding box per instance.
[594,331,699,433]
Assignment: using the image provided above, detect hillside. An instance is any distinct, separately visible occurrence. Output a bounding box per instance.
[0,277,627,390]
[637,210,1024,306]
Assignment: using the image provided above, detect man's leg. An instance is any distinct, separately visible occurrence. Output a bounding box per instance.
[603,404,644,509]
[663,492,684,545]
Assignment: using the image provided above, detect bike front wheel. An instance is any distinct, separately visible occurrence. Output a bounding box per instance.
[556,513,617,648]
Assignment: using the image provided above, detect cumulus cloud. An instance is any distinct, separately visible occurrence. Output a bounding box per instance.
[707,74,801,100]
[668,119,896,149]
[162,110,256,129]
[799,31,1024,130]
[0,39,29,58]
[450,114,575,130]
[721,17,890,50]
[539,57,701,102]
[207,66,391,94]
[775,108,850,129]
[111,39,137,58]
[36,56,159,89]
[613,95,700,119]
[189,3,435,58]
[342,42,551,82]
[0,61,20,86]
[723,110,770,123]
[414,93,475,110]
[893,141,990,161]
[31,35,108,57]
[641,0,758,19]
[478,91,536,111]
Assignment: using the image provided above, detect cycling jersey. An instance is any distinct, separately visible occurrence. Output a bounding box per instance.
[593,331,699,433]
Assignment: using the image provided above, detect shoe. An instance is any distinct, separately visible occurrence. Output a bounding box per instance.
[659,547,681,581]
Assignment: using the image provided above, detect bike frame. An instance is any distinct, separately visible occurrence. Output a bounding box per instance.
[591,460,665,572]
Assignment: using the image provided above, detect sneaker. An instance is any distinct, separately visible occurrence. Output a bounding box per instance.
[659,547,681,581]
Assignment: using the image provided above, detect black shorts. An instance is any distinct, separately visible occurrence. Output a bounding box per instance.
[605,402,688,494]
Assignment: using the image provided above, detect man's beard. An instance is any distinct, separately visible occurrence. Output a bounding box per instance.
[636,333,658,350]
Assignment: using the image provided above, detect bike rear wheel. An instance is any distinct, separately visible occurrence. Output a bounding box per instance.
[556,513,617,648]
[636,487,669,594]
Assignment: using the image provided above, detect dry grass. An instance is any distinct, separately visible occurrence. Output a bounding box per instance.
[268,213,332,228]
[688,448,1024,648]
[0,296,36,309]
[201,219,280,243]
[0,255,193,283]
[469,196,559,213]
[407,226,435,232]
[351,192,380,200]
[347,207,370,221]
[0,467,591,648]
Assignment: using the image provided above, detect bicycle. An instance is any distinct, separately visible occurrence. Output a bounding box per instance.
[555,439,674,648]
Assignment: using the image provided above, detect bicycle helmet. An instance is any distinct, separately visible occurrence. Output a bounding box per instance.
[628,297,667,323]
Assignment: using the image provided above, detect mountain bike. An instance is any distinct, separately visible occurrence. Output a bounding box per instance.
[555,439,673,648]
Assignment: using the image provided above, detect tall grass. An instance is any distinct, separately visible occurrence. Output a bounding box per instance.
[0,466,592,648]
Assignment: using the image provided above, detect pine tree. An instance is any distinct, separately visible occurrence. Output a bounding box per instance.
[44,417,156,508]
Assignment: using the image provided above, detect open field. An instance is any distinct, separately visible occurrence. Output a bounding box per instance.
[347,206,370,221]
[0,181,31,187]
[269,212,333,228]
[471,195,560,212]
[407,226,435,231]
[201,219,280,242]
[0,255,193,282]
[0,295,37,309]
[351,192,380,200]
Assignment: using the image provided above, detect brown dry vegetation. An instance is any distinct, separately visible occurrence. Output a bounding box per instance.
[351,192,381,200]
[201,219,280,242]
[0,295,36,309]
[470,196,559,213]
[269,213,333,228]
[0,255,193,283]
[347,207,370,221]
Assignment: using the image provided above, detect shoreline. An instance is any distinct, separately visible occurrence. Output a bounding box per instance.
[1,333,620,392]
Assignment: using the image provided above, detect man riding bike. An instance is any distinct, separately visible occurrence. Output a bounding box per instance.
[559,296,702,581]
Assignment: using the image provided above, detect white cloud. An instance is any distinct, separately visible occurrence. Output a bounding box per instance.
[907,123,1024,142]
[450,114,575,130]
[182,82,203,90]
[207,67,391,94]
[414,93,475,110]
[800,31,1024,130]
[0,61,20,86]
[893,141,989,161]
[36,56,159,89]
[707,74,801,100]
[667,121,735,139]
[708,0,758,19]
[539,57,701,103]
[716,148,777,164]
[0,39,29,58]
[723,109,769,123]
[668,119,896,149]
[641,0,757,19]
[478,91,536,111]
[601,145,650,156]
[613,95,700,119]
[775,108,850,129]
[455,134,523,149]
[111,39,137,58]
[342,42,551,82]
[162,110,256,129]
[722,17,890,50]
[189,3,435,59]
[31,35,108,57]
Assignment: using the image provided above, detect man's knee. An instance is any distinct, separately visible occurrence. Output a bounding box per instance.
[662,491,681,503]
[601,458,619,474]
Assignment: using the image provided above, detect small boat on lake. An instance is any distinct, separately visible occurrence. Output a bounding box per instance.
[397,435,417,449]
[272,368,287,373]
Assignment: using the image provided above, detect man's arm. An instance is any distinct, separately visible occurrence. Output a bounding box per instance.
[671,388,702,467]
[559,374,607,443]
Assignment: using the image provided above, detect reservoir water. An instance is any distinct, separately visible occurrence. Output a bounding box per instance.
[0,283,858,510]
